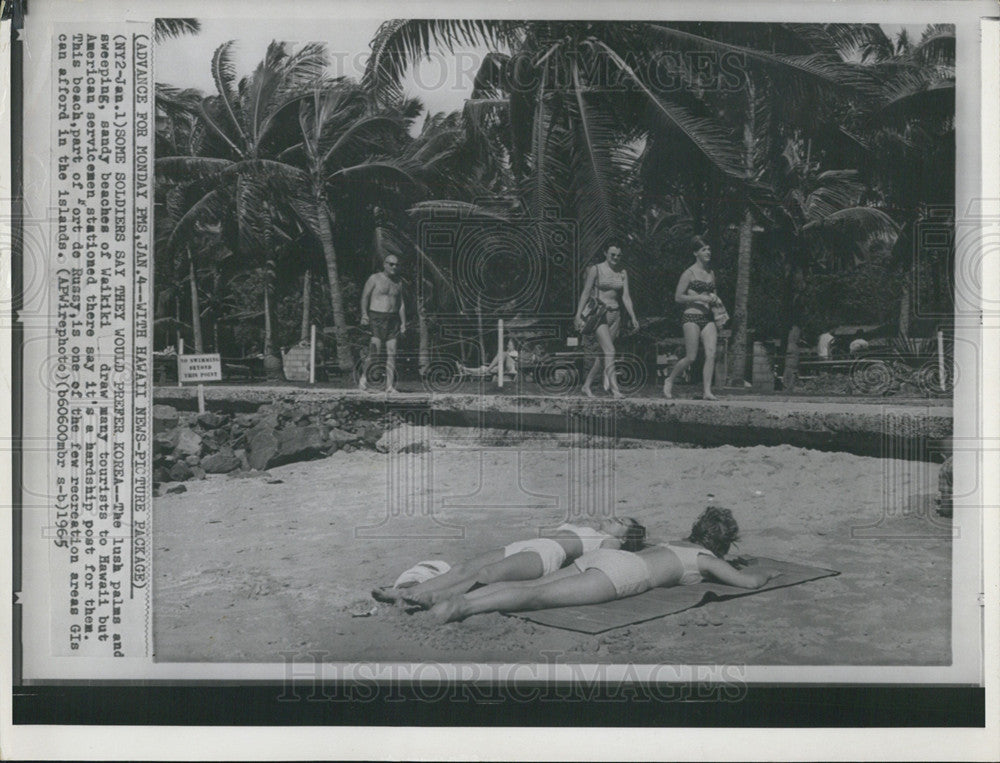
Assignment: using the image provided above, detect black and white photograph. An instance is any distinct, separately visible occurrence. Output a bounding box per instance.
[4,0,998,759]
[148,14,963,668]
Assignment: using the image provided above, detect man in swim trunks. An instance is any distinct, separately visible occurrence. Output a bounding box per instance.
[359,254,406,393]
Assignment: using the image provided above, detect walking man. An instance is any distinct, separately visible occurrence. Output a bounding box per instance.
[359,255,406,392]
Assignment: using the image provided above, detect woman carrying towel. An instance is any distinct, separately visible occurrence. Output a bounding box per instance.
[372,517,646,607]
[428,507,781,623]
[574,242,639,399]
[663,235,724,401]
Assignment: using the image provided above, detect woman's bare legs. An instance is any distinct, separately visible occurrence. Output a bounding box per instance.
[593,324,621,397]
[700,321,718,400]
[404,551,545,608]
[371,549,506,603]
[582,357,601,397]
[461,565,582,601]
[663,322,701,398]
[429,569,619,623]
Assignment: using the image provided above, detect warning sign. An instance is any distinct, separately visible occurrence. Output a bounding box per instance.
[177,354,223,383]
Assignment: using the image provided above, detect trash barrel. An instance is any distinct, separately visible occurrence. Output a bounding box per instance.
[751,342,774,391]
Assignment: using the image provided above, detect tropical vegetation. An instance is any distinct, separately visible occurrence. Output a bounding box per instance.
[154,19,955,389]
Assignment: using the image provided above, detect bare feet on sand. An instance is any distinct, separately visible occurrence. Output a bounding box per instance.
[401,591,434,609]
[428,599,465,623]
[359,375,369,392]
[385,387,399,395]
[371,585,402,603]
[702,391,717,400]
[662,379,673,399]
[582,386,595,398]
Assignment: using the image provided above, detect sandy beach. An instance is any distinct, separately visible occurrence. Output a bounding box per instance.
[151,430,951,666]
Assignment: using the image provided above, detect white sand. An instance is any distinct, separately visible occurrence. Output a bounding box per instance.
[153,438,950,664]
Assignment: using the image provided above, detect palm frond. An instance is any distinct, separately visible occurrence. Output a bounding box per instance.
[362,19,520,102]
[592,40,744,179]
[210,41,248,147]
[648,24,881,98]
[154,18,201,43]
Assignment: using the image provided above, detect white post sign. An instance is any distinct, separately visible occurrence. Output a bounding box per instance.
[177,354,222,384]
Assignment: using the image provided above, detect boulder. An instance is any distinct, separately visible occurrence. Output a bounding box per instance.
[358,423,384,449]
[375,424,432,454]
[184,454,201,466]
[274,425,327,465]
[153,431,175,456]
[326,427,360,447]
[152,405,179,433]
[197,411,228,429]
[201,450,242,474]
[168,461,194,482]
[171,427,203,458]
[165,484,187,495]
[234,448,250,471]
[233,413,258,429]
[191,465,207,481]
[247,429,280,471]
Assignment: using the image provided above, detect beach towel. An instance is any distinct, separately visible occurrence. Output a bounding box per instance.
[507,556,838,634]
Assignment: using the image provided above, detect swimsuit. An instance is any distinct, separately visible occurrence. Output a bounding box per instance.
[369,310,401,343]
[658,541,717,586]
[503,538,568,576]
[681,275,715,329]
[574,549,652,598]
[556,523,613,554]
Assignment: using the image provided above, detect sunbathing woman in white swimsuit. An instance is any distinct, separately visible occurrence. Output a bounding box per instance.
[372,518,646,607]
[427,507,782,623]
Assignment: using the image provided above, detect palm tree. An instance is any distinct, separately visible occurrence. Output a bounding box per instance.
[846,24,956,336]
[364,20,748,267]
[766,138,897,388]
[270,81,424,371]
[156,40,328,374]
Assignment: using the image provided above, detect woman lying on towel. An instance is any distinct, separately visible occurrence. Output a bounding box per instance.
[427,506,782,623]
[372,517,647,607]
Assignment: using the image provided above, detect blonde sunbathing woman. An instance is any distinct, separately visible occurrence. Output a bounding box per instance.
[427,507,782,623]
[372,518,646,608]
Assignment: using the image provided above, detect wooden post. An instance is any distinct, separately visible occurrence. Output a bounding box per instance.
[497,319,504,388]
[937,330,946,392]
[197,384,205,415]
[309,324,316,385]
[177,337,184,387]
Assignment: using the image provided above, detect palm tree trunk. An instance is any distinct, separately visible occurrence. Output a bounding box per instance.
[187,247,204,353]
[898,276,911,339]
[316,203,355,372]
[730,80,757,387]
[782,324,802,391]
[262,280,282,377]
[300,271,311,342]
[417,285,430,376]
[730,209,753,385]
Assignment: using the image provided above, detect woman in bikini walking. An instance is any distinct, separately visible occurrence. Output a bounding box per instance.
[573,242,639,398]
[663,235,721,400]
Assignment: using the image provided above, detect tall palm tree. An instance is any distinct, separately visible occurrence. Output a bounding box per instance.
[269,81,424,371]
[157,40,328,374]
